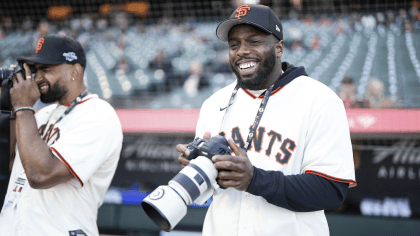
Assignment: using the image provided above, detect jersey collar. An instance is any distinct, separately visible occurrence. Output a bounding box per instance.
[63,94,98,106]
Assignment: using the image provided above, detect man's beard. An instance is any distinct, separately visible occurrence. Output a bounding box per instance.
[40,81,68,104]
[230,48,276,90]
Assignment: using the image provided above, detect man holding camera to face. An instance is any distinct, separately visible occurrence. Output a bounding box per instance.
[177,5,356,236]
[0,34,123,236]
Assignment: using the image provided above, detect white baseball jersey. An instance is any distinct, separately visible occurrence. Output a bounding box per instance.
[196,76,356,236]
[0,94,123,236]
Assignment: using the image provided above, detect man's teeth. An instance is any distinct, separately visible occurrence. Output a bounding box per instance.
[39,84,48,90]
[239,61,257,69]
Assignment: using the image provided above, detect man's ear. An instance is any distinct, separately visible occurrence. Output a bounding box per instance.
[276,40,284,58]
[70,64,83,80]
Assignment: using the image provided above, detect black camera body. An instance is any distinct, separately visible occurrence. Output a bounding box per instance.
[0,62,33,111]
[186,135,232,161]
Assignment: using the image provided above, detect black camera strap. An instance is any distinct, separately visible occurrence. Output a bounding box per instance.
[1,77,13,112]
[0,78,13,201]
[221,82,275,151]
[40,88,89,137]
[220,68,300,151]
[0,109,11,205]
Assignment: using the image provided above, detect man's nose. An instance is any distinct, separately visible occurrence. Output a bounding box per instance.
[34,72,43,82]
[236,43,251,57]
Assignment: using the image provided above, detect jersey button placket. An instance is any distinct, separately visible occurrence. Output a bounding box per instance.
[238,192,253,236]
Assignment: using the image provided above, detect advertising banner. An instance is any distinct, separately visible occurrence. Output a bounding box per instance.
[345,138,420,218]
[111,136,193,189]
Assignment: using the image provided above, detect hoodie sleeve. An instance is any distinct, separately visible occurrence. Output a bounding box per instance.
[246,167,348,212]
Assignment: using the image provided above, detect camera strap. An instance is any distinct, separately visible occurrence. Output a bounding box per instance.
[40,88,89,137]
[221,70,298,151]
[0,110,11,184]
[222,82,275,151]
[1,78,13,112]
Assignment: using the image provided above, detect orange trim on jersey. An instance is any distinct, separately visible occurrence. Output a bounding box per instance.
[276,138,296,166]
[244,85,287,99]
[248,126,266,153]
[78,97,95,105]
[265,130,282,158]
[50,147,84,187]
[244,89,257,99]
[270,85,286,96]
[305,170,357,187]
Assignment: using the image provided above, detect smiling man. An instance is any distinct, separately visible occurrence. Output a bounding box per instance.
[176,4,356,236]
[0,35,123,236]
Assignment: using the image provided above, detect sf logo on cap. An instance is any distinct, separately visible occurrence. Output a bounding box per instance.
[36,38,45,53]
[235,5,251,19]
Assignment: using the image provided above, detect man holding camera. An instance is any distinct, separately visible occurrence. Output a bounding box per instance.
[0,34,123,236]
[177,4,356,236]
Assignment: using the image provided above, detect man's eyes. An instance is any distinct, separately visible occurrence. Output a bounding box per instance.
[38,67,51,72]
[229,39,263,49]
[230,40,261,46]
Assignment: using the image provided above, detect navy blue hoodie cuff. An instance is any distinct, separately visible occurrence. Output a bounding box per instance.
[246,166,287,206]
[245,166,349,212]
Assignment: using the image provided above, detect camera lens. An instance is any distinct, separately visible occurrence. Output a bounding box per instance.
[141,156,219,232]
[0,68,14,81]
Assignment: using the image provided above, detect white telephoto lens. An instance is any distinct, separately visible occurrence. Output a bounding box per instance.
[170,156,218,203]
[190,156,219,205]
[141,185,188,232]
[190,156,218,183]
[142,156,219,232]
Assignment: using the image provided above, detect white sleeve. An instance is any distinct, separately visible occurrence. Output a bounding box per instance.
[195,90,232,140]
[195,100,210,139]
[301,96,357,187]
[50,107,123,187]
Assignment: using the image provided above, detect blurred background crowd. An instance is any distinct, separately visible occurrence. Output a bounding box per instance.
[1,0,419,109]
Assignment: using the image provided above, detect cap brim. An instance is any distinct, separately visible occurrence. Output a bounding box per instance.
[17,56,63,65]
[216,18,273,42]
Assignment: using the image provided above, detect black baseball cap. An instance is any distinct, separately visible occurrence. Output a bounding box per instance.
[216,4,283,42]
[17,34,86,69]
